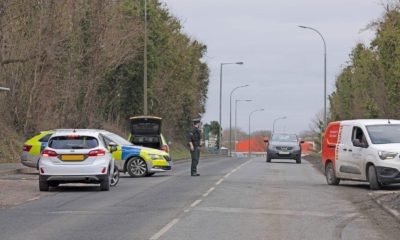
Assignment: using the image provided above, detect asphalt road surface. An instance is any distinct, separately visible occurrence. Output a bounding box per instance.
[1,156,400,240]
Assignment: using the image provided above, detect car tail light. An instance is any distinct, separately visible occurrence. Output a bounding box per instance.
[23,145,32,152]
[42,149,58,157]
[88,149,106,157]
[161,145,169,153]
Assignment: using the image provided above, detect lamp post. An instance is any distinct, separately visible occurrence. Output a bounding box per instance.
[273,116,287,133]
[298,25,327,131]
[218,61,244,150]
[235,99,252,153]
[248,108,264,158]
[0,87,10,92]
[143,0,148,115]
[229,84,249,157]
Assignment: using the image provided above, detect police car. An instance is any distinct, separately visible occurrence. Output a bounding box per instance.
[21,131,54,168]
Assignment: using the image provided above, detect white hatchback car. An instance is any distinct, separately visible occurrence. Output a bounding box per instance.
[38,129,119,191]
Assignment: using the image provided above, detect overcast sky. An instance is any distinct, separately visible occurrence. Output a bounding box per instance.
[163,0,384,134]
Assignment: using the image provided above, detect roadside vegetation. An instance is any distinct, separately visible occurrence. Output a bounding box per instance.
[330,3,400,121]
[0,0,209,163]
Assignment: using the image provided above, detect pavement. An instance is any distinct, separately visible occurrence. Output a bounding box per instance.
[0,156,400,240]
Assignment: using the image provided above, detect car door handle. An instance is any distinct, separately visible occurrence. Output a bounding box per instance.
[343,148,348,152]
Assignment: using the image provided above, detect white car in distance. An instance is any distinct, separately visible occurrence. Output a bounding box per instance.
[38,129,119,191]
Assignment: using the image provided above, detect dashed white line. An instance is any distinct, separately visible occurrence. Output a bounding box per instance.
[215,178,224,185]
[202,187,215,197]
[190,199,202,208]
[149,218,180,240]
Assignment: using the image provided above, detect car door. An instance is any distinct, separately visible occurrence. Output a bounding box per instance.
[101,135,123,170]
[349,126,368,180]
[336,125,358,179]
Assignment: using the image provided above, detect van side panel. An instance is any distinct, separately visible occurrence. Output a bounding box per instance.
[322,122,341,168]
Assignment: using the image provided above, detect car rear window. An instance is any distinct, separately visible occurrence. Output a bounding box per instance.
[48,136,98,149]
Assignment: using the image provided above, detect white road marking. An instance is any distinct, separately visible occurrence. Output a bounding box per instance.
[215,178,224,185]
[190,199,202,208]
[149,218,180,240]
[202,187,215,197]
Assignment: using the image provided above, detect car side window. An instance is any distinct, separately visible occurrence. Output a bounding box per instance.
[352,127,367,147]
[101,135,113,147]
[39,134,52,143]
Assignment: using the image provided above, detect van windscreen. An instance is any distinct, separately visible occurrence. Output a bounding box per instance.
[367,125,400,144]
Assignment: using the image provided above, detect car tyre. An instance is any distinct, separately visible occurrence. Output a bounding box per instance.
[39,176,49,191]
[127,157,148,178]
[100,173,110,191]
[49,182,59,187]
[325,162,340,185]
[110,166,119,187]
[296,156,301,164]
[368,165,381,190]
[266,153,271,163]
[147,173,155,177]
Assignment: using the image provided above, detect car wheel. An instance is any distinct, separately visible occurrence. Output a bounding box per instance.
[39,176,49,191]
[127,157,147,177]
[100,173,110,191]
[266,154,271,163]
[325,162,340,185]
[368,165,381,190]
[296,156,301,164]
[110,167,119,187]
[49,182,59,187]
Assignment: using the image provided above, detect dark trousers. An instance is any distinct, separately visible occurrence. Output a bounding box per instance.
[190,149,200,175]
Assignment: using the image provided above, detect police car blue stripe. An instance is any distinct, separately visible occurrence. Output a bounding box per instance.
[121,146,141,159]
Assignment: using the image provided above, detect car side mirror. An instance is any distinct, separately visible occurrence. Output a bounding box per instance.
[108,142,118,153]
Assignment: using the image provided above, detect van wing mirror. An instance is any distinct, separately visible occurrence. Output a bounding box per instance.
[108,142,118,153]
[300,140,305,144]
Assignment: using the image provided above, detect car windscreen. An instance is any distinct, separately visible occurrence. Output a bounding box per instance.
[105,133,133,146]
[271,134,297,142]
[48,136,99,149]
[366,125,400,144]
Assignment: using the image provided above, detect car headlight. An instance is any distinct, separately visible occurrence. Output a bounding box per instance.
[148,154,163,160]
[378,151,398,160]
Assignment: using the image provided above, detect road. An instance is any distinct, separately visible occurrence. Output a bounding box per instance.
[1,156,400,240]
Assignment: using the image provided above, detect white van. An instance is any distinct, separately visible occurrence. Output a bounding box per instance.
[322,119,400,190]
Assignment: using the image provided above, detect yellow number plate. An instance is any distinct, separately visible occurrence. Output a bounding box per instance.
[61,155,85,161]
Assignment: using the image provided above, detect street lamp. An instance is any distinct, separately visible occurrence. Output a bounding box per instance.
[273,116,287,133]
[218,61,244,150]
[248,108,264,158]
[143,0,148,115]
[229,84,249,156]
[0,87,10,91]
[235,99,252,153]
[298,25,327,131]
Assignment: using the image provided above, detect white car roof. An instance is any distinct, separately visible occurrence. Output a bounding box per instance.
[340,119,400,126]
[51,129,111,137]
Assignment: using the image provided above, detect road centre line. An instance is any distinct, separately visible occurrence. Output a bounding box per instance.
[202,187,215,197]
[190,199,202,208]
[149,218,180,240]
[215,178,224,185]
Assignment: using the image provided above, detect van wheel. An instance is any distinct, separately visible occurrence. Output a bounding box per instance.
[368,165,381,190]
[127,157,147,177]
[39,176,49,191]
[325,162,340,185]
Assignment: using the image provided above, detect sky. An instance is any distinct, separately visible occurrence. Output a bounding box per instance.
[163,0,385,134]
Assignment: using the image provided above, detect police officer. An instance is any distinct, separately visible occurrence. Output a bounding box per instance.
[188,118,202,176]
